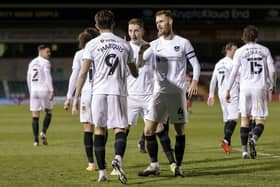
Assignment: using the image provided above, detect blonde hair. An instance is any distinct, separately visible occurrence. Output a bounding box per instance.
[128,18,144,28]
[155,10,173,19]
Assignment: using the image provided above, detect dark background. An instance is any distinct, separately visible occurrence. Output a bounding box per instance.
[1,1,280,98]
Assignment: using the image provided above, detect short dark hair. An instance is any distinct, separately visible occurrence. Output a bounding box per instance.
[242,25,258,43]
[94,10,115,30]
[37,44,50,51]
[128,18,144,28]
[221,42,237,55]
[78,28,99,49]
[84,27,99,35]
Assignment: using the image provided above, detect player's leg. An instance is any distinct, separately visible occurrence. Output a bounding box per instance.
[224,94,239,147]
[126,95,138,137]
[156,121,177,176]
[249,118,265,159]
[219,99,232,153]
[238,88,252,158]
[94,127,107,182]
[108,95,128,184]
[162,117,169,135]
[156,122,175,165]
[169,93,187,177]
[173,123,185,177]
[40,93,53,145]
[112,128,127,184]
[127,95,147,153]
[83,124,95,171]
[138,132,146,153]
[40,108,52,145]
[138,119,160,177]
[30,94,40,146]
[221,120,237,153]
[42,109,52,135]
[248,117,256,139]
[251,119,265,143]
[138,93,165,177]
[91,94,108,182]
[240,117,250,158]
[80,91,96,171]
[31,111,40,146]
[250,89,268,143]
[249,88,268,158]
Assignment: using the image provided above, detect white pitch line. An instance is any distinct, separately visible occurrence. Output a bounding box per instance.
[233,148,280,158]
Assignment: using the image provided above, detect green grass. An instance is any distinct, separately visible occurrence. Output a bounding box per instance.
[0,102,279,187]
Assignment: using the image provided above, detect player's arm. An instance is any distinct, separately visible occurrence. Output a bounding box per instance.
[64,54,80,111]
[267,50,276,102]
[44,62,54,101]
[128,62,138,78]
[127,44,138,78]
[26,65,31,94]
[207,67,218,106]
[267,50,276,91]
[72,59,91,114]
[186,51,201,98]
[137,43,151,68]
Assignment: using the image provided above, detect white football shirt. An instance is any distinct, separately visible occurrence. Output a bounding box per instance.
[66,49,93,100]
[228,43,275,90]
[83,32,134,96]
[144,35,200,94]
[209,56,239,98]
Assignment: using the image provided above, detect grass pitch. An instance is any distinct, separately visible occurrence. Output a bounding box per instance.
[0,102,279,187]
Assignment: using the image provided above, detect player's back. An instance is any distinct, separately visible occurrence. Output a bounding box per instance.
[84,32,132,96]
[73,49,93,92]
[27,56,51,92]
[235,43,274,89]
[215,57,236,91]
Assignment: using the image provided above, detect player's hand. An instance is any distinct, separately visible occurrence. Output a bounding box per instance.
[64,99,71,111]
[139,43,150,54]
[49,91,54,101]
[268,88,273,102]
[187,80,198,98]
[225,90,231,103]
[136,43,151,68]
[72,98,79,115]
[207,97,214,106]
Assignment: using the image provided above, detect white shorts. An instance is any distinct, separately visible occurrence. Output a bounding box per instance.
[145,92,188,124]
[127,95,151,125]
[91,94,128,129]
[30,91,53,111]
[239,88,268,120]
[80,89,93,124]
[219,92,239,122]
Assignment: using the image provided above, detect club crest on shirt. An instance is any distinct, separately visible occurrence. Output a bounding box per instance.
[174,46,180,52]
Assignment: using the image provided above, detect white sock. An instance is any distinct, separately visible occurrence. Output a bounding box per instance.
[99,169,107,176]
[88,162,94,166]
[223,139,229,144]
[151,162,159,168]
[115,155,122,163]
